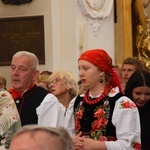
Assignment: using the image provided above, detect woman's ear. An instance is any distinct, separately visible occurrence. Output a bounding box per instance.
[99,71,105,83]
[99,71,105,77]
[66,86,70,91]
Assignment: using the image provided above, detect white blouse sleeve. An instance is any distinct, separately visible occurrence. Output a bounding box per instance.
[64,98,75,136]
[36,93,60,127]
[105,96,141,150]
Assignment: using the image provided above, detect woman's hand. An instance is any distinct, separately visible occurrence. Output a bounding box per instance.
[72,132,83,150]
[82,137,106,150]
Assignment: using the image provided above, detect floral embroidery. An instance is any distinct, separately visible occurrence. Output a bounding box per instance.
[92,108,108,130]
[74,97,111,141]
[74,87,140,147]
[76,107,83,119]
[120,100,137,109]
[91,107,108,140]
[2,103,12,113]
[10,114,18,122]
[94,108,105,117]
[92,116,108,130]
[1,93,7,97]
[110,89,115,94]
[74,101,84,133]
[132,141,141,150]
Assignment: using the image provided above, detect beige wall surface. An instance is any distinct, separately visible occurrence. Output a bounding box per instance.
[0,0,115,89]
[0,0,52,89]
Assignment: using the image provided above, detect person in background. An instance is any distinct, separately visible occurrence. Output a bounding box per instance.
[40,70,53,76]
[9,125,73,150]
[125,70,150,150]
[77,80,87,95]
[9,51,58,126]
[0,73,7,90]
[73,49,141,150]
[112,64,122,81]
[0,73,21,149]
[77,80,82,91]
[49,71,78,109]
[36,70,52,91]
[121,56,144,93]
[37,71,78,136]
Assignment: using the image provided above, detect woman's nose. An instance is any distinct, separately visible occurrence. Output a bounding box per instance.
[140,95,146,101]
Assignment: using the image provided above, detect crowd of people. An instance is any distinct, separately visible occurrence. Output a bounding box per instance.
[0,49,150,150]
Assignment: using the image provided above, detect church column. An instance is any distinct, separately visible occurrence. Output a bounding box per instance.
[115,0,133,65]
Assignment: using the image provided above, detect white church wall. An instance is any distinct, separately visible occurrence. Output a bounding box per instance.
[0,0,115,88]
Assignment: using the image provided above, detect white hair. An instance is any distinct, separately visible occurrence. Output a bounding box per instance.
[12,51,39,70]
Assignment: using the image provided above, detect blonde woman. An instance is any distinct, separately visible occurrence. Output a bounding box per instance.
[37,71,78,136]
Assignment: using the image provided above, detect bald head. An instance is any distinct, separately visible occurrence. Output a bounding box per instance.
[9,125,72,150]
[10,130,62,150]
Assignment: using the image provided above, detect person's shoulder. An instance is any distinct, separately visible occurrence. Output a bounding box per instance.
[31,85,49,96]
[108,87,124,97]
[25,85,50,104]
[109,87,133,104]
[74,94,84,110]
[0,89,12,101]
[40,93,59,104]
[114,94,137,110]
[75,94,84,102]
[35,85,49,93]
[0,89,10,94]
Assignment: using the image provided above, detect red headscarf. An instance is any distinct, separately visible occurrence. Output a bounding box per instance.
[78,49,122,92]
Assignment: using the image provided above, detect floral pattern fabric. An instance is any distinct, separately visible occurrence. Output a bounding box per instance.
[74,87,141,150]
[0,89,21,149]
[75,96,111,140]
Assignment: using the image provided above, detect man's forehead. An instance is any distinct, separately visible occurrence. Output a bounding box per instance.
[122,64,136,69]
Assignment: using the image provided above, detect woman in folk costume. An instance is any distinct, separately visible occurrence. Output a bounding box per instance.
[73,49,141,150]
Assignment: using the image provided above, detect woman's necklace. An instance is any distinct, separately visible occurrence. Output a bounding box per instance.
[84,85,112,105]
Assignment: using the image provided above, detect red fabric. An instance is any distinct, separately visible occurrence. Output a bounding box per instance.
[79,49,112,73]
[78,49,122,92]
[9,84,35,100]
[9,88,22,100]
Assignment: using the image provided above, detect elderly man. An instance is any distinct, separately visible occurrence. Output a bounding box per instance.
[9,125,73,150]
[9,51,55,125]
